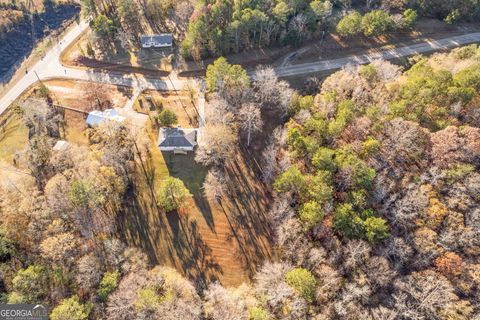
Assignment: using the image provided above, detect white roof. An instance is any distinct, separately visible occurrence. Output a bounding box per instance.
[86,109,126,126]
[53,140,70,151]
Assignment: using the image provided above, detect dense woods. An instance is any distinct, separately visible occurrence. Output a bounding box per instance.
[2,44,480,318]
[79,0,480,61]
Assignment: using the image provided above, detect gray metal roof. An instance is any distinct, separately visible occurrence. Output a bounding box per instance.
[140,34,173,46]
[158,128,197,148]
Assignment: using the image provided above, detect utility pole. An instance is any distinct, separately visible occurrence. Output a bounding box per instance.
[34,70,42,84]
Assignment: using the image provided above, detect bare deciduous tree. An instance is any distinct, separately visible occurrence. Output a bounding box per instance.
[239,103,263,147]
[195,125,238,166]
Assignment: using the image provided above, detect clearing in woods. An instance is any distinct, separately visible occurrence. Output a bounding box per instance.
[119,125,275,287]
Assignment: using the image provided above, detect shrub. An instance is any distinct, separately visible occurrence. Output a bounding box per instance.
[312,147,336,171]
[273,166,307,196]
[97,271,120,301]
[50,296,92,320]
[157,109,178,127]
[11,265,49,303]
[361,137,381,157]
[299,201,324,230]
[285,268,317,303]
[402,9,417,29]
[454,64,480,90]
[443,163,475,183]
[157,177,191,212]
[359,64,378,82]
[0,228,15,262]
[453,44,478,60]
[361,10,394,37]
[249,306,269,320]
[362,216,390,242]
[336,11,362,38]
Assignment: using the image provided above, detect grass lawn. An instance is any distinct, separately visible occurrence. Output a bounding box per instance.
[118,127,274,287]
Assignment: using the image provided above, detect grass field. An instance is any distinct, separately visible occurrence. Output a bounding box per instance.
[119,127,274,287]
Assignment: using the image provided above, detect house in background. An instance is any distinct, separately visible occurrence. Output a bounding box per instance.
[86,109,126,127]
[140,34,173,48]
[158,127,197,153]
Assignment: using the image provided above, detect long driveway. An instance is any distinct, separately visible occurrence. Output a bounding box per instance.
[1,22,480,116]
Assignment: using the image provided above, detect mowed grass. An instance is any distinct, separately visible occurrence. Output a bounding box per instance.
[119,128,274,287]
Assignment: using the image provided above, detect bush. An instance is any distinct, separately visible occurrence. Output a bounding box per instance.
[454,64,480,90]
[249,306,269,320]
[361,137,381,157]
[359,64,378,82]
[312,147,336,171]
[273,166,307,196]
[50,296,92,320]
[97,271,120,301]
[336,11,362,38]
[11,265,49,303]
[361,10,394,37]
[38,84,50,99]
[157,109,178,127]
[299,201,324,230]
[443,163,475,183]
[285,268,317,303]
[157,177,191,212]
[0,228,15,262]
[403,9,418,29]
[453,44,478,60]
[363,216,390,242]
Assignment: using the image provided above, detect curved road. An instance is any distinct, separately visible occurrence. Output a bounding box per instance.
[1,20,480,116]
[0,20,186,116]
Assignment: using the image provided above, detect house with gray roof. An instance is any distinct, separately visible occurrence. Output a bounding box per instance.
[140,34,173,48]
[158,127,197,152]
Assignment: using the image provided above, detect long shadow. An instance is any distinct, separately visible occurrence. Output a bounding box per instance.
[166,210,222,287]
[161,151,214,230]
[0,1,80,83]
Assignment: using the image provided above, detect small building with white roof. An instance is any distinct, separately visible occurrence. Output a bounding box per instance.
[53,140,70,151]
[140,34,173,48]
[86,109,126,127]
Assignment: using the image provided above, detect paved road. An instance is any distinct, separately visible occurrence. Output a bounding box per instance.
[0,20,186,116]
[1,22,480,116]
[275,32,480,77]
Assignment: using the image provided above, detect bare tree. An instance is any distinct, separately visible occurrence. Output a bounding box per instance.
[203,169,227,202]
[81,82,112,111]
[195,125,238,166]
[239,103,263,147]
[206,96,235,126]
[393,270,458,320]
[253,66,293,115]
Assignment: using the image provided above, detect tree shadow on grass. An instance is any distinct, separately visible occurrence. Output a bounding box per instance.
[166,210,222,288]
[161,151,214,230]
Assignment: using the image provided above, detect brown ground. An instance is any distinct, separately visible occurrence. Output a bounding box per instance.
[119,130,275,287]
[134,90,198,128]
[59,17,480,78]
[40,79,133,144]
